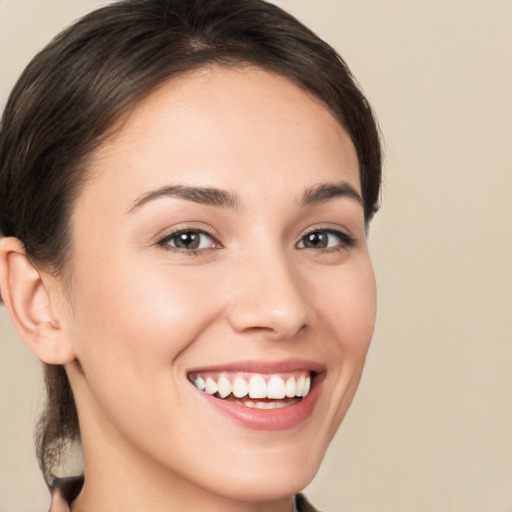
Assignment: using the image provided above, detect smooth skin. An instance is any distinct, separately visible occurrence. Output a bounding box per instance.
[0,66,376,512]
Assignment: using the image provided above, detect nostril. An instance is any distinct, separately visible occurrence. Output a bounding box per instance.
[226,258,311,337]
[226,296,310,336]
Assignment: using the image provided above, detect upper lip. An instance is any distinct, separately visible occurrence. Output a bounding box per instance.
[186,358,326,376]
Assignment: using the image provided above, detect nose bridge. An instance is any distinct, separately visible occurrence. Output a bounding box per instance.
[227,242,311,338]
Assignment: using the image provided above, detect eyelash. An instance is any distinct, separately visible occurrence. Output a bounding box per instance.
[156,227,356,255]
[296,228,357,252]
[156,228,220,256]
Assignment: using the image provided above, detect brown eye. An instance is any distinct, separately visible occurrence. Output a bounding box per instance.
[297,229,356,250]
[161,230,216,251]
[302,232,329,249]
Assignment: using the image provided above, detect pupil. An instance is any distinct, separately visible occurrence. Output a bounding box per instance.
[306,232,327,248]
[176,232,199,249]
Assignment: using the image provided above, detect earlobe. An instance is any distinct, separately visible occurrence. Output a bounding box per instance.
[0,237,76,365]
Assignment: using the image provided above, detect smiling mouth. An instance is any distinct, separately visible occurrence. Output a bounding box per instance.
[188,371,314,410]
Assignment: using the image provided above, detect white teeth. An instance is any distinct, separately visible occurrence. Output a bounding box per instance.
[232,376,249,398]
[270,400,293,409]
[302,376,311,397]
[217,376,232,398]
[256,401,277,410]
[296,375,305,397]
[267,375,286,399]
[248,375,267,399]
[235,400,293,410]
[285,376,296,398]
[204,377,218,395]
[191,372,313,400]
[194,376,205,391]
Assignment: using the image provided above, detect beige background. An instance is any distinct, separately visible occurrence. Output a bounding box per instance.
[1,0,511,511]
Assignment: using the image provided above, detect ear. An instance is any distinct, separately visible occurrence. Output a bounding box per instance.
[0,237,76,364]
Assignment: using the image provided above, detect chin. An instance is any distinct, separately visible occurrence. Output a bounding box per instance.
[193,436,328,503]
[209,461,320,503]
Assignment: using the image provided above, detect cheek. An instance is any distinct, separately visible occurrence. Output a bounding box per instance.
[65,259,225,448]
[68,257,224,385]
[319,260,376,356]
[291,259,376,449]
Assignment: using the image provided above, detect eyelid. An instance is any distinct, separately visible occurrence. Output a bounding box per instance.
[156,225,222,252]
[296,226,357,249]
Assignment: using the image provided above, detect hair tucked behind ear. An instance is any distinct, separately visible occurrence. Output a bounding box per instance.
[0,0,381,488]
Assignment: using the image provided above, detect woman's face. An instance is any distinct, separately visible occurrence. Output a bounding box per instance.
[61,66,376,503]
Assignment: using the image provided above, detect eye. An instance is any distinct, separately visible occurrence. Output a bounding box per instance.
[158,229,218,252]
[296,229,355,250]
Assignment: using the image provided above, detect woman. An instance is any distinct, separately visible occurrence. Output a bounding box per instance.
[0,0,381,510]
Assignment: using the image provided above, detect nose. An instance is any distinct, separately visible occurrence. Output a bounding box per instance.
[226,250,311,340]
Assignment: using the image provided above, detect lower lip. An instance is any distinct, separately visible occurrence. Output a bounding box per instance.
[196,376,324,431]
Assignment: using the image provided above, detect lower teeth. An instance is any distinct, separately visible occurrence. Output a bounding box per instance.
[233,398,300,410]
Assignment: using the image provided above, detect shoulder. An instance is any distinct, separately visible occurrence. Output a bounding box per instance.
[49,476,83,512]
[295,493,322,512]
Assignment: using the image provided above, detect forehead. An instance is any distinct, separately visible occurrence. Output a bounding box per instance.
[78,66,360,214]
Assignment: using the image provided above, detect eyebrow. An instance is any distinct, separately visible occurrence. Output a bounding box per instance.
[128,184,241,213]
[128,180,363,214]
[300,181,363,207]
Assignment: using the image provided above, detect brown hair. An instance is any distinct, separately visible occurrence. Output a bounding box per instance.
[0,0,382,488]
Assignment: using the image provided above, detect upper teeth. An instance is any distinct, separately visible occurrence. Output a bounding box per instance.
[191,373,312,399]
